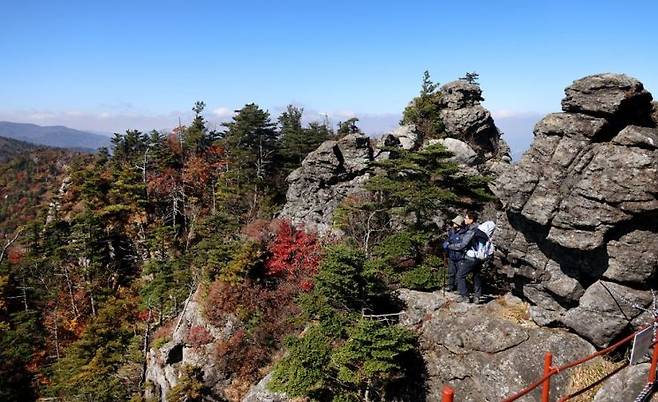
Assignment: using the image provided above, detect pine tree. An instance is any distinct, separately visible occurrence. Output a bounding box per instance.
[401,70,444,139]
[366,143,492,225]
[337,117,360,137]
[278,105,331,175]
[221,103,279,216]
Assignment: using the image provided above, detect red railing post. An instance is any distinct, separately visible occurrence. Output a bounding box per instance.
[442,384,455,402]
[542,352,553,402]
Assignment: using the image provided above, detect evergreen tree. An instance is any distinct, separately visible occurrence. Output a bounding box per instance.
[337,117,360,137]
[366,143,492,226]
[184,101,216,153]
[221,103,279,217]
[47,298,143,402]
[401,70,444,139]
[278,105,331,175]
[460,71,480,85]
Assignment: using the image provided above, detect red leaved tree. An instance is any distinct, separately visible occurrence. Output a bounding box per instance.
[264,220,321,289]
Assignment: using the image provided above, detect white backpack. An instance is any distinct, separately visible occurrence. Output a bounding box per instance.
[466,221,496,260]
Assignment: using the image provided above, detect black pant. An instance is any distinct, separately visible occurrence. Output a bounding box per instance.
[447,259,458,290]
[457,258,482,298]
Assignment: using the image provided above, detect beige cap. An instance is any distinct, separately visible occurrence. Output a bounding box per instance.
[451,215,464,225]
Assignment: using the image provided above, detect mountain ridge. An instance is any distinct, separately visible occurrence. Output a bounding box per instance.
[0,121,112,150]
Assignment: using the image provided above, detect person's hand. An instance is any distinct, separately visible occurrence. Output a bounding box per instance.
[442,241,449,250]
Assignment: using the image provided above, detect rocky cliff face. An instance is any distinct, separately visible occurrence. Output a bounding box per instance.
[278,133,374,234]
[493,73,658,348]
[280,79,511,233]
[145,290,240,401]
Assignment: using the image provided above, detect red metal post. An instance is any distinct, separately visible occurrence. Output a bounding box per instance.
[542,352,553,402]
[649,337,658,384]
[442,384,455,402]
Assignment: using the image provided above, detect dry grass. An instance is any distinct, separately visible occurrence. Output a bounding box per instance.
[565,356,626,401]
[493,297,531,324]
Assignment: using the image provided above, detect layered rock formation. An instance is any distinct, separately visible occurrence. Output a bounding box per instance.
[493,73,658,348]
[280,79,511,232]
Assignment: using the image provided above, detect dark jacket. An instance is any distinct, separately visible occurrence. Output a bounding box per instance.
[447,223,491,261]
[444,225,471,261]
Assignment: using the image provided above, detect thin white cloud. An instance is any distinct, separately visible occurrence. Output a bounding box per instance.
[211,107,233,118]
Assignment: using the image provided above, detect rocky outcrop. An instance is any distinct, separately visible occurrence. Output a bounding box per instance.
[439,80,501,155]
[45,176,72,224]
[279,133,374,233]
[241,373,288,402]
[493,73,658,347]
[145,291,240,401]
[280,79,511,232]
[398,290,595,401]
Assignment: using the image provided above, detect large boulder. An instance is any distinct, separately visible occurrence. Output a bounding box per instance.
[279,133,374,233]
[560,281,653,348]
[493,73,658,347]
[437,137,478,165]
[561,73,653,124]
[438,80,504,155]
[398,290,596,401]
[280,78,512,233]
[379,124,420,151]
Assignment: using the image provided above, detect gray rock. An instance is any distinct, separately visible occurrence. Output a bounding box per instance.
[435,80,506,157]
[534,112,611,139]
[405,291,595,402]
[389,124,420,151]
[279,133,374,233]
[593,363,657,402]
[439,105,498,151]
[242,373,289,402]
[439,80,484,109]
[145,291,240,401]
[494,73,657,348]
[523,284,567,312]
[560,281,653,348]
[561,73,653,120]
[437,137,478,165]
[529,305,563,326]
[612,125,658,149]
[543,261,585,303]
[397,289,452,326]
[604,230,658,285]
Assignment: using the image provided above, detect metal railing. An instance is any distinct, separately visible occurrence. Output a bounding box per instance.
[440,319,658,402]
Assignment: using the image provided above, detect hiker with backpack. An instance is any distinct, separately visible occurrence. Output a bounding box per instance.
[442,215,468,292]
[445,211,495,303]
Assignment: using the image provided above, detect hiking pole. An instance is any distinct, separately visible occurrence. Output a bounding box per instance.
[442,251,448,297]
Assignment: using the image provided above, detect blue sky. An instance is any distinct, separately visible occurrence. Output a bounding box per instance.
[1,0,657,156]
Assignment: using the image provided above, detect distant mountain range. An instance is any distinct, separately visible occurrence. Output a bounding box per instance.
[0,121,111,150]
[0,136,43,162]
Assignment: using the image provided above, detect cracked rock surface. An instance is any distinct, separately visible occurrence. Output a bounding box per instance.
[492,73,658,347]
[398,290,594,402]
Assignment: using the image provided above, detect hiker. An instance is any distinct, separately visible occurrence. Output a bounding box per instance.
[442,215,467,292]
[446,211,487,303]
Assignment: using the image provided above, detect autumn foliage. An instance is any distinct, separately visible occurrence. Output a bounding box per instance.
[187,325,214,347]
[264,220,321,290]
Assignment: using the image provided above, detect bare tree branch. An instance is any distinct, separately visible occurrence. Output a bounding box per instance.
[0,228,23,265]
